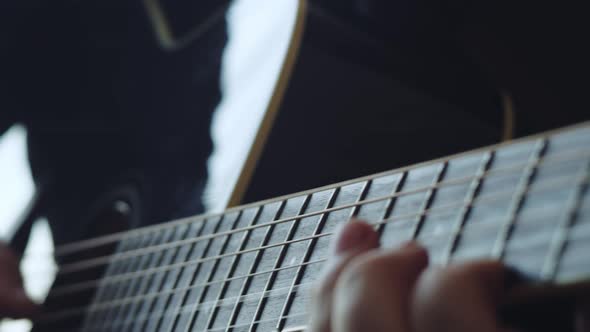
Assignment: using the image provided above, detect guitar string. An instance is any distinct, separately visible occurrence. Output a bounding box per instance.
[76,282,314,331]
[203,312,307,332]
[49,149,588,276]
[51,143,587,258]
[37,260,322,323]
[39,221,590,326]
[46,168,589,297]
[87,312,309,332]
[46,211,590,332]
[37,178,590,323]
[41,224,590,330]
[88,307,308,332]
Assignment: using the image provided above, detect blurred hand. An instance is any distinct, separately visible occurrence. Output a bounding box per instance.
[0,242,38,319]
[309,220,590,332]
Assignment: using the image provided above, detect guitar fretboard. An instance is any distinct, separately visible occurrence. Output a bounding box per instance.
[39,123,590,331]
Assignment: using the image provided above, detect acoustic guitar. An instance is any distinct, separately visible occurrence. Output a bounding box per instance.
[8,0,590,331]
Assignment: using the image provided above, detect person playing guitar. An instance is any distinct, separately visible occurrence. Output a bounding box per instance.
[0,0,587,331]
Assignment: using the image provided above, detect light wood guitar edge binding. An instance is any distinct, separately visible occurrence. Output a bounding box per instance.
[226,0,309,208]
[143,0,231,51]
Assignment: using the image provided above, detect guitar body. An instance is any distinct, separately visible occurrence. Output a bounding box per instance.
[238,7,502,205]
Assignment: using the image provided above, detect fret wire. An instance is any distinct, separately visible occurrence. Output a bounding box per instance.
[208,312,308,332]
[51,146,590,260]
[375,171,407,237]
[78,236,133,332]
[38,259,324,324]
[276,187,340,331]
[350,180,372,217]
[51,151,590,276]
[217,206,263,332]
[127,226,185,332]
[58,220,590,332]
[131,228,189,331]
[250,194,313,331]
[47,170,586,298]
[201,210,256,331]
[410,162,448,239]
[85,231,161,331]
[182,213,246,332]
[157,216,237,332]
[69,211,590,332]
[111,231,178,332]
[541,159,590,279]
[491,139,548,259]
[96,230,173,331]
[118,220,590,331]
[106,233,163,330]
[170,207,262,329]
[223,200,287,332]
[92,280,316,332]
[150,214,209,332]
[161,215,226,332]
[38,198,590,327]
[441,152,494,264]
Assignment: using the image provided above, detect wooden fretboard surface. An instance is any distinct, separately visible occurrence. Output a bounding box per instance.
[38,123,590,331]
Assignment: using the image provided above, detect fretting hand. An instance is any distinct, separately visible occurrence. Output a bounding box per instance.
[0,242,38,320]
[309,220,590,332]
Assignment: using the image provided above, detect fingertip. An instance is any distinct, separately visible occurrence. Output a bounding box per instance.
[397,241,429,267]
[333,220,379,255]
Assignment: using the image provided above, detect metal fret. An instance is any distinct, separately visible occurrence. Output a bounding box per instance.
[491,139,548,259]
[183,214,243,332]
[103,228,175,331]
[142,223,195,332]
[410,162,448,240]
[97,233,155,331]
[82,231,160,332]
[276,189,339,330]
[374,172,407,240]
[541,158,590,279]
[349,180,371,217]
[224,201,286,331]
[170,216,226,332]
[160,218,210,332]
[276,181,368,330]
[79,236,135,332]
[249,195,311,331]
[202,210,252,330]
[441,152,494,265]
[154,221,207,332]
[109,232,171,331]
[129,225,189,332]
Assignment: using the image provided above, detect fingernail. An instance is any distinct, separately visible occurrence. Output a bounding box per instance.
[333,221,374,254]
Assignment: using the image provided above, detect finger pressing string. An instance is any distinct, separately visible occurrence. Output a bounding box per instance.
[309,220,379,332]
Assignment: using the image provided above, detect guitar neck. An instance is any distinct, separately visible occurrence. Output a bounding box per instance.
[40,122,590,331]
